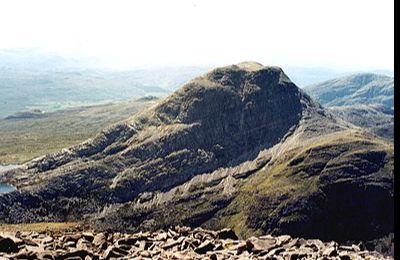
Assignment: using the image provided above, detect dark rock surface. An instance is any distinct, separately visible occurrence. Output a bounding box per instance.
[0,227,392,259]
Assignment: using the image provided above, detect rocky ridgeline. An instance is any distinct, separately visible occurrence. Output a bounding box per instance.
[0,227,390,260]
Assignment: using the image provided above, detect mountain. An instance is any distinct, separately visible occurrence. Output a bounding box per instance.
[304,73,394,109]
[304,73,394,141]
[0,62,393,244]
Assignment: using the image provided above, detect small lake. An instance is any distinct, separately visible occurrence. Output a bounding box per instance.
[0,164,18,194]
[0,183,16,194]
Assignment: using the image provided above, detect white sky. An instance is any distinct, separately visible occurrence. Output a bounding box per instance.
[0,0,394,70]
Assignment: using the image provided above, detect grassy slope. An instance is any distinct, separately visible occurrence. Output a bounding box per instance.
[217,129,393,238]
[0,99,154,164]
[0,222,80,232]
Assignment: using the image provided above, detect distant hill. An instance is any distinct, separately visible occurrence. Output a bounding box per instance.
[0,68,171,118]
[304,73,394,108]
[304,73,394,141]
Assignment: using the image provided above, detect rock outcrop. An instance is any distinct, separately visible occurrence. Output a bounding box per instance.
[0,62,394,244]
[0,227,392,259]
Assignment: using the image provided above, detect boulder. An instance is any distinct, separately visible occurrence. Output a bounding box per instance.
[194,240,215,254]
[216,229,238,240]
[0,236,20,253]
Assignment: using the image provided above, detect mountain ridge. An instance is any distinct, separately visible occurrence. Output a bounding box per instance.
[305,73,394,109]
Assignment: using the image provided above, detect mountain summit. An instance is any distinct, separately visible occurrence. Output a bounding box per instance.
[0,63,393,243]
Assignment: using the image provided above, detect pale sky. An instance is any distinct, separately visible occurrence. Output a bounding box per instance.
[0,0,394,70]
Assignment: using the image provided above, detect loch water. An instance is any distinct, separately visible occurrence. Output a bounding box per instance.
[0,165,18,194]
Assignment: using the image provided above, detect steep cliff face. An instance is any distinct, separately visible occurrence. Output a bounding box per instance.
[0,62,393,243]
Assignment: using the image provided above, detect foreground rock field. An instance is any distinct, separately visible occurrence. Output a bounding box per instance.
[0,226,391,259]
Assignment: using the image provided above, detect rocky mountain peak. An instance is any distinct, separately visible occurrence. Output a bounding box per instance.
[138,63,313,171]
[152,62,304,126]
[236,61,264,70]
[203,62,290,88]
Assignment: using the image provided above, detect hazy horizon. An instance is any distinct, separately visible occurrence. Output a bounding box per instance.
[0,0,394,71]
[0,47,394,77]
